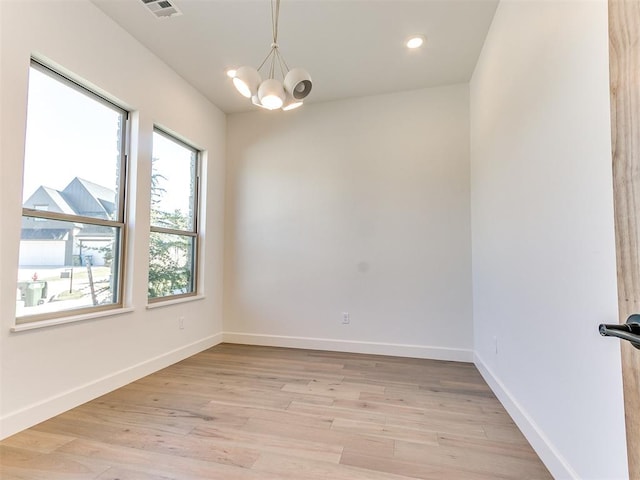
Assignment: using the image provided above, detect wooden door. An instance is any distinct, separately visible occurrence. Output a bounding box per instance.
[609,1,640,477]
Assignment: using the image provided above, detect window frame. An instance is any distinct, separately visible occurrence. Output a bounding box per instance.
[148,127,201,303]
[17,59,130,324]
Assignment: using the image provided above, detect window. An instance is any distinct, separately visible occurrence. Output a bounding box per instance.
[148,128,199,301]
[33,204,48,221]
[17,60,128,323]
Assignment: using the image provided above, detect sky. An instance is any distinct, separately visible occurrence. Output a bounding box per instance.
[23,66,195,219]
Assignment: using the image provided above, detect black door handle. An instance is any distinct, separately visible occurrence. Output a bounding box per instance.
[599,314,640,349]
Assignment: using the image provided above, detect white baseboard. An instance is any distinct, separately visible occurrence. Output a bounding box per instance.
[0,333,223,440]
[223,332,473,363]
[474,352,578,480]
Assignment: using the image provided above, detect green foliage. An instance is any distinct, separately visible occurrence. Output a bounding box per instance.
[148,159,193,299]
[148,230,192,299]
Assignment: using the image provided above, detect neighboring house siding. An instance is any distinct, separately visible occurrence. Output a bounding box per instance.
[62,177,115,219]
[19,240,66,266]
[20,178,116,266]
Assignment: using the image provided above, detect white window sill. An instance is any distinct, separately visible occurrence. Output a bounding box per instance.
[146,295,205,310]
[11,307,135,333]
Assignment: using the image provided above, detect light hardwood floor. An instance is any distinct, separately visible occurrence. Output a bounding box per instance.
[0,344,552,479]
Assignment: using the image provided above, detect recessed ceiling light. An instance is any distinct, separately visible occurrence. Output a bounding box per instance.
[406,35,425,49]
[226,68,237,78]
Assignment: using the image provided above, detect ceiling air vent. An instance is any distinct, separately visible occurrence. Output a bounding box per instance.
[141,0,182,19]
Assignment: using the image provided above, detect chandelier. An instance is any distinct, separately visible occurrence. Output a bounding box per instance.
[230,0,312,111]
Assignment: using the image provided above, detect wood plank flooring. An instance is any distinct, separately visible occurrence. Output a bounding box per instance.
[0,344,552,479]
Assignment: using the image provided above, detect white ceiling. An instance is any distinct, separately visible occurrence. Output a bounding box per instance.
[91,0,499,114]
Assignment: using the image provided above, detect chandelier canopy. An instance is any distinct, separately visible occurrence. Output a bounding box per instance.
[230,0,312,111]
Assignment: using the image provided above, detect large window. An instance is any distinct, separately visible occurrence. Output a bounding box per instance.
[16,60,128,322]
[148,128,199,301]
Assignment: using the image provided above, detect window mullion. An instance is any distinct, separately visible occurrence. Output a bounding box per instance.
[150,226,197,237]
[22,209,124,228]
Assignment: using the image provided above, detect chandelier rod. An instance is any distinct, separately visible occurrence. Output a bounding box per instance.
[275,48,289,78]
[272,0,280,43]
[256,0,290,80]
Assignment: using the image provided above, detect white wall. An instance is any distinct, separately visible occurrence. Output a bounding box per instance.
[470,1,627,478]
[0,0,226,439]
[225,85,472,361]
[2,2,626,476]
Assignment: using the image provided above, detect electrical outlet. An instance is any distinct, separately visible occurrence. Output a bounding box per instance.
[342,312,350,325]
[179,316,185,330]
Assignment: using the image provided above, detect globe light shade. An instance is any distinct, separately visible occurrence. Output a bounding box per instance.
[232,66,261,98]
[284,67,312,100]
[282,101,303,111]
[282,91,303,111]
[258,78,285,110]
[251,95,269,109]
